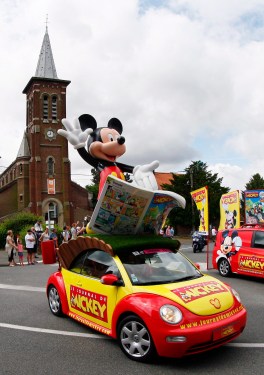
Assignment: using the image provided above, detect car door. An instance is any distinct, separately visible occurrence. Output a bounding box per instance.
[64,250,120,332]
[236,230,264,278]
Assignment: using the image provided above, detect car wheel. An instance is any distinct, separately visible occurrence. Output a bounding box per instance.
[117,315,156,362]
[218,258,231,277]
[48,285,63,316]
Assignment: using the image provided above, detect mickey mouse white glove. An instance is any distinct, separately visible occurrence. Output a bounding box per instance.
[133,160,159,190]
[58,118,93,149]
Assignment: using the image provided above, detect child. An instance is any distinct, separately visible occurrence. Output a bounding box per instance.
[17,234,24,266]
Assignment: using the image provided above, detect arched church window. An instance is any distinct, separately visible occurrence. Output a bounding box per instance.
[47,157,55,176]
[43,94,49,121]
[51,96,57,121]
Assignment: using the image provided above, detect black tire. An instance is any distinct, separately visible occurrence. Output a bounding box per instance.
[117,315,156,362]
[218,258,232,277]
[48,285,63,316]
[193,244,198,253]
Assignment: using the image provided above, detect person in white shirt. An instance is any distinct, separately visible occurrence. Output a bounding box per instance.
[25,229,36,265]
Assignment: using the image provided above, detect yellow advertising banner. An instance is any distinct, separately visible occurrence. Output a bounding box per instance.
[190,186,209,234]
[219,190,240,230]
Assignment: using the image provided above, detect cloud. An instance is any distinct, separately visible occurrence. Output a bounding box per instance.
[1,0,264,192]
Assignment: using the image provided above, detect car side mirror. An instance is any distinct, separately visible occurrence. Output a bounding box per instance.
[100,274,124,286]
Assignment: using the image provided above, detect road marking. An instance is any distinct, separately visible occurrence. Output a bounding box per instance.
[0,322,107,339]
[0,284,45,292]
[0,322,262,347]
[227,343,264,348]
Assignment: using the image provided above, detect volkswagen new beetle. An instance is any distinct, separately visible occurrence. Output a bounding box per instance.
[47,235,247,362]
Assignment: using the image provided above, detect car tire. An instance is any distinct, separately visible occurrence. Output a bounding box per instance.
[48,285,63,316]
[117,315,156,362]
[218,258,231,277]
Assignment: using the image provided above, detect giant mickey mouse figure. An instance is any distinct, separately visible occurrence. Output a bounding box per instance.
[58,114,160,198]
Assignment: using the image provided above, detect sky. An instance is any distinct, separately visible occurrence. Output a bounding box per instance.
[1,0,264,192]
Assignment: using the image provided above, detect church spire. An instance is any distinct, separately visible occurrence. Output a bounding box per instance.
[35,20,58,79]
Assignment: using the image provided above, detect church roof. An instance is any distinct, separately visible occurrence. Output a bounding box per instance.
[17,132,30,158]
[35,26,58,79]
[154,172,174,189]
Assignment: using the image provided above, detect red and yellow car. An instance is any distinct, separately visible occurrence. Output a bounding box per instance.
[47,235,247,362]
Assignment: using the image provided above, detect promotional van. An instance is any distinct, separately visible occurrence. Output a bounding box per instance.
[212,225,264,278]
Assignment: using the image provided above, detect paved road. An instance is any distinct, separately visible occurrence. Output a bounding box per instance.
[0,238,263,375]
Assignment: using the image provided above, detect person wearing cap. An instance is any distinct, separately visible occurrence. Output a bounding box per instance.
[25,229,36,265]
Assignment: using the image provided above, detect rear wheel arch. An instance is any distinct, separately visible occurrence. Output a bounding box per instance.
[47,275,68,315]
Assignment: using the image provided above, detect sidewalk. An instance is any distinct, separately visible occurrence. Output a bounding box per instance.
[0,249,43,267]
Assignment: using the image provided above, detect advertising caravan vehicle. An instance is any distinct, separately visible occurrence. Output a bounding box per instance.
[47,235,247,362]
[212,225,264,278]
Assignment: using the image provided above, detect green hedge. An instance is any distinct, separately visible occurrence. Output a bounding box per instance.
[0,212,42,248]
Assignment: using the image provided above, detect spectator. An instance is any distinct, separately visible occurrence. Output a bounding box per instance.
[34,220,43,256]
[61,225,70,243]
[25,229,36,265]
[16,233,24,266]
[50,228,58,249]
[31,227,38,262]
[5,230,18,267]
[39,227,50,242]
[212,227,217,242]
[71,223,77,240]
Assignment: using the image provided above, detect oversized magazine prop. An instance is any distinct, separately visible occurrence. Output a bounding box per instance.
[89,175,185,235]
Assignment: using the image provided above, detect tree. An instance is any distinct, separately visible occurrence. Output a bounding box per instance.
[162,161,229,231]
[245,173,264,190]
[85,168,100,208]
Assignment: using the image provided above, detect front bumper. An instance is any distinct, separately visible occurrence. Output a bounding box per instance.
[152,306,247,358]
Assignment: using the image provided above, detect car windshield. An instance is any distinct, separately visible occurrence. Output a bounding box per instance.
[119,248,202,285]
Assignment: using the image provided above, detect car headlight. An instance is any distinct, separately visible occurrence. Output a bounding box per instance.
[231,288,241,303]
[160,305,182,324]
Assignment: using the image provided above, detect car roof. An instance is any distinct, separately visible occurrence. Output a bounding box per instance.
[218,225,264,233]
[57,235,181,270]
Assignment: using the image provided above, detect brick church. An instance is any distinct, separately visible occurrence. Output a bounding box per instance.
[0,27,93,226]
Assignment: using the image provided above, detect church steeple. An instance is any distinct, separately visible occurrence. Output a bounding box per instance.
[35,25,58,79]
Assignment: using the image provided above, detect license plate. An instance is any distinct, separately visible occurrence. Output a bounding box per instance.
[213,324,238,340]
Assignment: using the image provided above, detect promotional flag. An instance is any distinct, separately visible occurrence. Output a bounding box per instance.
[219,190,240,230]
[190,186,209,235]
[244,190,264,225]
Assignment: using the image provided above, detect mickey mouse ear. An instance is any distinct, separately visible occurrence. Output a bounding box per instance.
[108,118,123,134]
[78,114,97,132]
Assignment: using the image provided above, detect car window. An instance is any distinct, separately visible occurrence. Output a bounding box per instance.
[70,252,87,274]
[252,231,264,249]
[69,249,117,278]
[119,248,202,285]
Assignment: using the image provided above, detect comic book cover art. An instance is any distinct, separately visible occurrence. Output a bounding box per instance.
[245,190,264,225]
[89,175,185,235]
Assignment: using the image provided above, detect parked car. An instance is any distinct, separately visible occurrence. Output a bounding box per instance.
[47,235,247,362]
[212,225,264,278]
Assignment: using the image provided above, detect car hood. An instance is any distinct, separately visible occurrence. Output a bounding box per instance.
[133,275,235,315]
